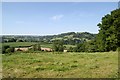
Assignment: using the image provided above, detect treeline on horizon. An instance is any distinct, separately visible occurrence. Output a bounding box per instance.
[1,32,96,45]
[1,8,120,53]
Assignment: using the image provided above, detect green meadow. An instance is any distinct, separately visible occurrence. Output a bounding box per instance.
[1,2,120,79]
[2,51,118,78]
[1,42,75,49]
[2,42,37,47]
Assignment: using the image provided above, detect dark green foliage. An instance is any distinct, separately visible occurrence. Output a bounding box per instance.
[76,44,84,52]
[53,40,64,52]
[33,44,37,51]
[2,45,10,54]
[8,38,17,42]
[6,48,12,53]
[85,40,98,52]
[9,47,14,52]
[2,45,15,54]
[16,39,24,42]
[97,9,120,51]
[74,43,85,52]
[73,39,98,52]
[68,47,74,52]
[2,32,96,44]
[37,43,41,51]
[32,44,41,51]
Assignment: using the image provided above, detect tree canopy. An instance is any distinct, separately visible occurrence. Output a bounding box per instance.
[97,9,120,51]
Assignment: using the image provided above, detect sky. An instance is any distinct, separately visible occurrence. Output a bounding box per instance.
[2,2,118,35]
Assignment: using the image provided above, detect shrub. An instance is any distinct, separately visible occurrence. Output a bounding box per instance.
[5,47,15,53]
[2,45,10,54]
[10,47,14,52]
[53,40,64,52]
[68,47,74,52]
[6,48,11,53]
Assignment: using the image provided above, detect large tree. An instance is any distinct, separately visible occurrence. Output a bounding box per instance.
[97,9,120,51]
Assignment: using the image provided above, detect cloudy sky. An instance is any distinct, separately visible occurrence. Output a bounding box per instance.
[2,2,118,35]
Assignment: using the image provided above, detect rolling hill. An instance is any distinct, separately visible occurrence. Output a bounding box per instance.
[2,32,97,45]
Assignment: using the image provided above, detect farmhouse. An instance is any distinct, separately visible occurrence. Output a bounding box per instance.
[41,47,53,52]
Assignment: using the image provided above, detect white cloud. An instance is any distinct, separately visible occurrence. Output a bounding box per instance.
[51,15,64,21]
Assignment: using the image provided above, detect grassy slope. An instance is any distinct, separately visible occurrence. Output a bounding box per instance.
[2,52,118,78]
[40,43,53,48]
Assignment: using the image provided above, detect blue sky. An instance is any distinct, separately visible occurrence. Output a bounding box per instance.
[2,2,118,35]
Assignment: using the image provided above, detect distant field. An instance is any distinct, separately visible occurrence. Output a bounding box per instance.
[1,42,53,48]
[2,42,37,47]
[40,43,53,48]
[1,42,75,49]
[2,52,118,78]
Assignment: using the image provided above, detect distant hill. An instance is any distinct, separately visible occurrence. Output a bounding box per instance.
[2,32,97,45]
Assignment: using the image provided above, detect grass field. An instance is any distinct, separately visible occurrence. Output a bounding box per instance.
[2,52,118,78]
[1,42,53,49]
[1,42,75,49]
[2,42,37,47]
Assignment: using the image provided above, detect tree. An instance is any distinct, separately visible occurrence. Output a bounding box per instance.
[32,43,41,51]
[16,39,24,42]
[53,40,64,52]
[73,43,85,52]
[5,47,15,53]
[33,44,37,51]
[97,9,120,51]
[6,48,11,53]
[37,43,41,51]
[85,40,98,52]
[2,45,10,54]
[2,45,14,54]
[68,47,74,52]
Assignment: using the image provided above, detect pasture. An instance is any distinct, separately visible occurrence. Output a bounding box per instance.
[1,42,75,49]
[2,42,37,47]
[2,51,118,78]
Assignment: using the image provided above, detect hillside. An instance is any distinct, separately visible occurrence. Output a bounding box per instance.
[2,32,96,45]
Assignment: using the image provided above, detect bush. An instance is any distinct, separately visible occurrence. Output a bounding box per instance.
[2,45,10,54]
[53,40,64,52]
[2,45,15,54]
[10,47,14,52]
[5,47,15,53]
[68,47,74,52]
[32,44,41,51]
[6,48,11,53]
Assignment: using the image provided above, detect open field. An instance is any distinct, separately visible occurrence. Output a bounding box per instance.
[1,42,75,49]
[2,52,118,78]
[2,42,37,47]
[1,42,53,49]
